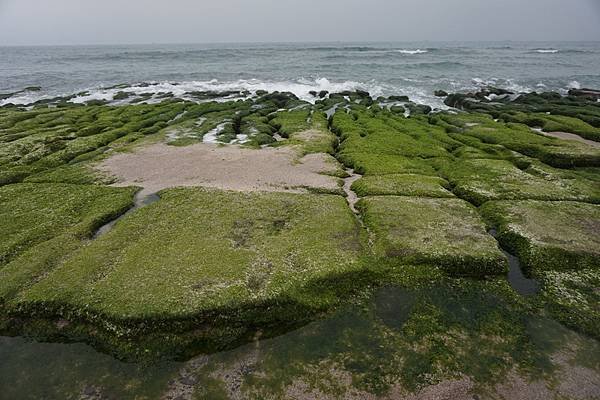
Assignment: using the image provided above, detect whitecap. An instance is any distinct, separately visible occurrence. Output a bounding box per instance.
[0,93,42,106]
[397,49,428,55]
[91,78,384,105]
[503,79,534,93]
[0,78,390,106]
[535,49,559,54]
[470,78,533,94]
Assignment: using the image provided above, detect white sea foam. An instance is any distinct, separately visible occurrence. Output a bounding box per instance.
[396,86,449,110]
[0,75,576,112]
[504,80,534,94]
[471,77,533,94]
[397,49,428,55]
[203,122,227,144]
[1,78,387,106]
[535,49,559,54]
[568,80,581,90]
[471,77,489,86]
[70,91,115,104]
[0,93,43,106]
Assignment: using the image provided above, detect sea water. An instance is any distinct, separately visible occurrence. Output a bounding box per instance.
[1,41,600,108]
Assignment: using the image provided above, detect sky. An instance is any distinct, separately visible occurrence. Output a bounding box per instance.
[0,0,599,45]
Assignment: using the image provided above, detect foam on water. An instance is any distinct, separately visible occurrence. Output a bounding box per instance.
[471,77,534,94]
[396,49,428,55]
[0,75,574,110]
[0,92,44,106]
[0,78,386,107]
[535,49,559,54]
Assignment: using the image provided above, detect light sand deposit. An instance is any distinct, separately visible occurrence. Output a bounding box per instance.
[539,131,600,147]
[98,142,341,196]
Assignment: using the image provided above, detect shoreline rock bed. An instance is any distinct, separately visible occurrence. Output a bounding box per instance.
[0,87,599,395]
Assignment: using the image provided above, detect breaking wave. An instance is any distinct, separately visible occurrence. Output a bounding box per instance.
[471,77,534,93]
[0,78,387,106]
[533,49,559,54]
[396,49,429,55]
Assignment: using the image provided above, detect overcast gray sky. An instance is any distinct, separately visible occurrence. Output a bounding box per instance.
[1,0,599,45]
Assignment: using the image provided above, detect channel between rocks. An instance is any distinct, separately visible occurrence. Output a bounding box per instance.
[487,227,540,296]
[93,191,160,238]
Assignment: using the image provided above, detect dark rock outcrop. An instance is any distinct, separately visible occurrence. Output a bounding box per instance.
[569,88,600,101]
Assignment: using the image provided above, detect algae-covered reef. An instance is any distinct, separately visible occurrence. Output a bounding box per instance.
[1,86,599,397]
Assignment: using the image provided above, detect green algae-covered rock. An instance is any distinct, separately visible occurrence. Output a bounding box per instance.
[357,196,507,277]
[0,183,136,301]
[0,183,136,267]
[481,200,600,272]
[537,268,600,339]
[13,188,365,339]
[2,89,600,362]
[351,173,455,198]
[443,87,600,143]
[436,113,600,168]
[337,152,438,176]
[437,158,599,205]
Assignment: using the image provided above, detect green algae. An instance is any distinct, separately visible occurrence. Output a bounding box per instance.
[0,101,190,182]
[436,158,599,205]
[23,163,115,185]
[8,274,598,400]
[8,188,366,356]
[357,196,507,277]
[191,278,586,399]
[3,275,599,399]
[537,268,600,340]
[332,109,450,160]
[1,89,600,372]
[481,199,599,341]
[337,152,438,176]
[480,200,600,272]
[271,109,336,154]
[269,109,311,139]
[0,184,136,302]
[0,183,136,267]
[435,113,600,168]
[351,173,454,198]
[444,87,600,143]
[0,336,180,400]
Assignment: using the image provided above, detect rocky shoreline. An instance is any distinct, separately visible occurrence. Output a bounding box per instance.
[0,86,599,398]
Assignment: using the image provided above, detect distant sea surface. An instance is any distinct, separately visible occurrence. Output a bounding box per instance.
[1,41,600,108]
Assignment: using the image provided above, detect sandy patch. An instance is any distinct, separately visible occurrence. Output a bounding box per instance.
[542,131,600,147]
[342,169,362,214]
[97,142,341,196]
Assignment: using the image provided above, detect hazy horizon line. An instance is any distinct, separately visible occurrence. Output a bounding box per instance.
[2,39,600,48]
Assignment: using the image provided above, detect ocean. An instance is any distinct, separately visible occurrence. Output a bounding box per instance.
[1,41,600,108]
